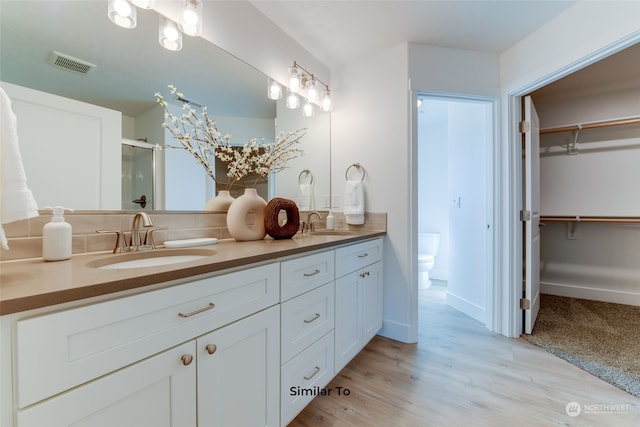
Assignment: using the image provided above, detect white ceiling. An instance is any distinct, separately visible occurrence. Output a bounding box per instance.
[249,0,576,69]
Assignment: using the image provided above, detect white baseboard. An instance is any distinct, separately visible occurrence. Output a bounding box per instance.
[446,291,486,325]
[541,281,640,306]
[378,319,416,343]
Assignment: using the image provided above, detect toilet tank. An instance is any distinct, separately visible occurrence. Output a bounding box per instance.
[419,233,440,256]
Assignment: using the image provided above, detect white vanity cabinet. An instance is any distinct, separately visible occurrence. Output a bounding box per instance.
[8,263,280,427]
[334,238,384,373]
[280,251,336,426]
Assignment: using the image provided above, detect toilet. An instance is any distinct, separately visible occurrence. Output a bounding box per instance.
[418,233,440,288]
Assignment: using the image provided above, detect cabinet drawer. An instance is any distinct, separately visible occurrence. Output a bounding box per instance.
[281,331,334,426]
[281,250,334,301]
[335,238,383,278]
[281,282,334,363]
[16,263,279,408]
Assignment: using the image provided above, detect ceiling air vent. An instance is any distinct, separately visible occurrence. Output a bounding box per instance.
[47,51,96,75]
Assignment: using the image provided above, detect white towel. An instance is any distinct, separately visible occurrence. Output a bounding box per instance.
[0,87,39,250]
[344,179,365,225]
[297,183,312,211]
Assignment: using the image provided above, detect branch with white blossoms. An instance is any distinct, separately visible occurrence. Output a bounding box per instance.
[155,85,305,190]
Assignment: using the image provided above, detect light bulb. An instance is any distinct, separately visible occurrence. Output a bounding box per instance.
[159,17,183,51]
[268,79,282,100]
[322,90,332,112]
[306,80,319,103]
[108,0,137,29]
[180,0,202,36]
[288,66,301,92]
[286,89,299,109]
[303,100,314,117]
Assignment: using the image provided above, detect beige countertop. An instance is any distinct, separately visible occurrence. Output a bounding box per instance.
[0,231,385,315]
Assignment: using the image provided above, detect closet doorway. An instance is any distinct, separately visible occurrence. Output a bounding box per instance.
[417,93,495,328]
[521,43,640,334]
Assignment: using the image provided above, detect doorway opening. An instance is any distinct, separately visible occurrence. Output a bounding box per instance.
[417,93,495,328]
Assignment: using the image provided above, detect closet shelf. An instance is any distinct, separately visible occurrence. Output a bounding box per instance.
[539,116,640,135]
[540,216,640,224]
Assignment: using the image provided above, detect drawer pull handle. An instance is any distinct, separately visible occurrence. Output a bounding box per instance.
[205,344,217,355]
[304,366,321,380]
[181,354,194,366]
[178,302,215,318]
[303,269,321,277]
[360,271,371,278]
[358,253,369,258]
[304,313,321,324]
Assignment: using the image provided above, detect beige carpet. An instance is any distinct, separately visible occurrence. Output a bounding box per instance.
[525,294,640,398]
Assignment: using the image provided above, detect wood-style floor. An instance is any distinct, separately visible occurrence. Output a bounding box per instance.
[289,282,640,426]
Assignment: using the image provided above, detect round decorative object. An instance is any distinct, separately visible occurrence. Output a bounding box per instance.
[203,190,235,212]
[226,188,267,241]
[264,198,300,240]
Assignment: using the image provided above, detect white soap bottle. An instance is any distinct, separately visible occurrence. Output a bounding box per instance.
[42,206,73,261]
[326,210,335,230]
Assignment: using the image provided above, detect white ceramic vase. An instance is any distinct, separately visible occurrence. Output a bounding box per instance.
[204,190,235,212]
[226,188,267,241]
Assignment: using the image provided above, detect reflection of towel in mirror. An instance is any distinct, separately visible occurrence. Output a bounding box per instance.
[0,87,39,250]
[297,183,312,210]
[344,179,365,225]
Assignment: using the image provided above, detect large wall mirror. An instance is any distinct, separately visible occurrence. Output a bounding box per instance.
[0,0,330,211]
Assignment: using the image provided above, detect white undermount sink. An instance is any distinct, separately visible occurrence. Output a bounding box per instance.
[86,248,216,270]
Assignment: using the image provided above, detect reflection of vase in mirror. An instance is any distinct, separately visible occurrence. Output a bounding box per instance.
[204,190,235,212]
[121,141,156,210]
[226,188,267,241]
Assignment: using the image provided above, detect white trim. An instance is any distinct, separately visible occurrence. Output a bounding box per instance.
[378,319,413,343]
[446,291,487,325]
[541,282,640,307]
[505,32,640,338]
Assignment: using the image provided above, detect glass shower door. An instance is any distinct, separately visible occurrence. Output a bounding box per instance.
[122,142,155,210]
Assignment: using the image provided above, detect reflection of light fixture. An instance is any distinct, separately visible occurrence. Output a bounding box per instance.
[159,16,183,51]
[180,0,202,36]
[267,79,283,100]
[417,99,423,108]
[286,88,299,109]
[132,0,154,9]
[279,61,331,113]
[302,99,314,117]
[108,0,137,29]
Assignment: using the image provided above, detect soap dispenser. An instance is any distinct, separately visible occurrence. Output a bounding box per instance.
[326,210,335,230]
[42,206,73,261]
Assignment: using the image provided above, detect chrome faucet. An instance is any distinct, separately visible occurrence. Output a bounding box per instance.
[130,212,153,251]
[305,211,322,232]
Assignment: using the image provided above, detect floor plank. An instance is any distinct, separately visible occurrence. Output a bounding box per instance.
[288,282,640,426]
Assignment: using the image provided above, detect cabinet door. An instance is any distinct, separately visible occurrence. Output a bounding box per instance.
[17,341,196,427]
[362,261,383,344]
[197,306,280,427]
[334,271,362,373]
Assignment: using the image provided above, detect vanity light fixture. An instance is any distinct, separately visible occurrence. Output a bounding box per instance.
[159,16,183,51]
[283,61,332,113]
[268,79,283,100]
[108,0,137,29]
[180,0,203,37]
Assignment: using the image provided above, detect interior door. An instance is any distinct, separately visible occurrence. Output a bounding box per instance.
[523,95,541,334]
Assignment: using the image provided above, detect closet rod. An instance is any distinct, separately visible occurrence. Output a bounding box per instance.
[540,216,640,224]
[539,116,640,135]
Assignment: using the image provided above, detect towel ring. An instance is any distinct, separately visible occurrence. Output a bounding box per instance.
[298,169,313,185]
[345,163,365,181]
